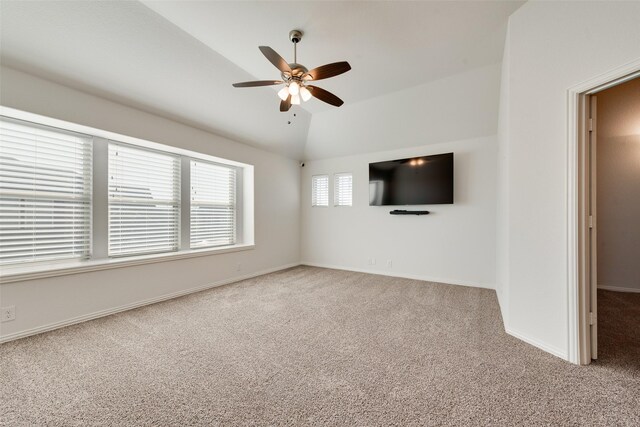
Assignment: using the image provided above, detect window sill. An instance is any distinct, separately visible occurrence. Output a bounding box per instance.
[0,244,255,284]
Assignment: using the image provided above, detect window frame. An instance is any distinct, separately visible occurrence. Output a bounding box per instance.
[107,141,182,258]
[0,107,254,284]
[0,117,94,266]
[189,159,239,250]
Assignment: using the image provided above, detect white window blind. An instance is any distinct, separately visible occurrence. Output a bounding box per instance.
[190,160,236,249]
[108,143,180,257]
[312,175,329,207]
[0,117,92,265]
[334,173,353,207]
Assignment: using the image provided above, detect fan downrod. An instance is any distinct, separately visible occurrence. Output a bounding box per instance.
[286,29,307,78]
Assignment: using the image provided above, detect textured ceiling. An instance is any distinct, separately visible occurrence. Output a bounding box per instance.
[0,1,523,159]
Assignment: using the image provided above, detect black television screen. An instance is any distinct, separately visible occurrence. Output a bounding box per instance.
[369,153,454,205]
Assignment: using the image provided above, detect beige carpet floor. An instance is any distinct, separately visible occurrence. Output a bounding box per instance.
[1,266,639,426]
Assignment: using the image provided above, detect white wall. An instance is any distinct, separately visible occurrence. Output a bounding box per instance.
[0,67,301,341]
[301,63,500,291]
[301,136,498,288]
[596,77,640,292]
[304,63,501,160]
[498,1,640,359]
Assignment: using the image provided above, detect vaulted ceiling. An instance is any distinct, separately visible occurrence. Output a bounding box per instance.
[0,1,523,160]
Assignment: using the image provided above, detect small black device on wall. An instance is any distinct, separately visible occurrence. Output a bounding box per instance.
[369,152,454,206]
[389,210,430,215]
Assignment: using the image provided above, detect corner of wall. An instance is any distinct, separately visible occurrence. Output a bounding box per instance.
[504,327,569,361]
[495,16,511,329]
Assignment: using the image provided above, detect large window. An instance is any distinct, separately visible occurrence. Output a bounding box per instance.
[0,117,92,265]
[190,160,236,249]
[311,175,329,207]
[0,113,251,274]
[108,143,181,257]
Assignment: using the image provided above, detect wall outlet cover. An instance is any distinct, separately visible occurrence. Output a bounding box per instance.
[1,306,16,322]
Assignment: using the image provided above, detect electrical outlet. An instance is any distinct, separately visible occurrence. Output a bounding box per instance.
[368,258,376,266]
[387,260,392,268]
[236,262,242,272]
[1,306,15,322]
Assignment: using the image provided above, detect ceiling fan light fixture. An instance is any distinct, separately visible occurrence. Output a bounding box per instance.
[232,30,350,111]
[277,86,290,101]
[299,86,312,102]
[289,81,300,96]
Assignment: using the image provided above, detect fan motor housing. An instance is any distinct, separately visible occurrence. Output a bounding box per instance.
[285,63,308,79]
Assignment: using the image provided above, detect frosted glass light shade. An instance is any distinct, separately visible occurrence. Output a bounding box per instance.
[300,86,312,102]
[289,81,300,95]
[291,94,301,105]
[277,87,290,101]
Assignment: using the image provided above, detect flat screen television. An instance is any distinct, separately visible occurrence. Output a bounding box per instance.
[369,153,454,206]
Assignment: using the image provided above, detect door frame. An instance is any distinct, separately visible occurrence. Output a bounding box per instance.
[567,61,640,365]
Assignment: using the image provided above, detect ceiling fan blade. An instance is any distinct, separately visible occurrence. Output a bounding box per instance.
[259,46,291,74]
[304,61,351,81]
[232,80,284,88]
[280,94,292,112]
[307,85,344,107]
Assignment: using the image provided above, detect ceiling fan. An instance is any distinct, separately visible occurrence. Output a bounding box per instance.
[232,30,351,112]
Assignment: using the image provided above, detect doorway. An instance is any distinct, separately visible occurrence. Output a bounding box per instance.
[575,73,640,365]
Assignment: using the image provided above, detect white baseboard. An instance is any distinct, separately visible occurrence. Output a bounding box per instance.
[304,263,572,362]
[0,263,300,344]
[597,285,640,293]
[301,261,495,290]
[3,262,570,365]
[505,327,568,361]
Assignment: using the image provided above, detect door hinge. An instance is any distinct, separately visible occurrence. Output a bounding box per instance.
[588,216,594,229]
[589,118,593,132]
[589,312,597,325]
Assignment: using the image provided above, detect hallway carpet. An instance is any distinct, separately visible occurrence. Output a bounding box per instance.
[1,267,639,426]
